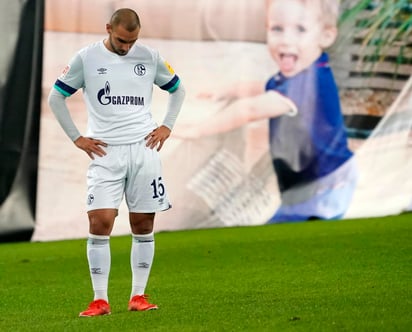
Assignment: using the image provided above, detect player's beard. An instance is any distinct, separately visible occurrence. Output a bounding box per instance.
[109,36,128,56]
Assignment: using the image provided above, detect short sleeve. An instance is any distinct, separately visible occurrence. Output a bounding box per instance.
[154,53,180,93]
[53,53,85,97]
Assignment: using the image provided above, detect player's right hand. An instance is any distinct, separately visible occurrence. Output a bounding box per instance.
[74,136,107,159]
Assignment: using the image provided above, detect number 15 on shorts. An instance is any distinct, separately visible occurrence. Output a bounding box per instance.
[150,177,165,199]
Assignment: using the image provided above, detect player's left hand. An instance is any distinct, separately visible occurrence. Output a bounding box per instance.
[145,125,171,151]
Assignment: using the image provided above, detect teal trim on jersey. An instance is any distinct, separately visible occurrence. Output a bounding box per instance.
[54,79,77,96]
[168,79,180,93]
[161,75,180,93]
[53,84,71,97]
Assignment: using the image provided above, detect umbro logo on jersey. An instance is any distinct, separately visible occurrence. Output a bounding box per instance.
[97,68,107,75]
[134,64,146,76]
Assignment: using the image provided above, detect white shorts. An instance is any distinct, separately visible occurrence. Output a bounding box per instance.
[86,141,171,213]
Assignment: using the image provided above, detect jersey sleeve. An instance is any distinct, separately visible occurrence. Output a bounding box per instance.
[53,53,85,97]
[154,53,181,93]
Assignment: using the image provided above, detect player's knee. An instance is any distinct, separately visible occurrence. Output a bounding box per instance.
[89,221,112,235]
[88,210,116,235]
[131,222,153,235]
[130,215,154,234]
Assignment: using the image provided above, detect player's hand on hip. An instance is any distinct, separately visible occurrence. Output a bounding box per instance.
[145,126,171,151]
[74,136,108,159]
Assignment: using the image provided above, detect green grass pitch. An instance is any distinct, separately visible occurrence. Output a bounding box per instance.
[0,214,411,331]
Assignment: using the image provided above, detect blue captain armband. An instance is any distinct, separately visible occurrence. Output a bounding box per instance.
[53,79,78,97]
[160,75,180,93]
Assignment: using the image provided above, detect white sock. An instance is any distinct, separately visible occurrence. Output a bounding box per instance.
[130,232,154,298]
[87,233,111,302]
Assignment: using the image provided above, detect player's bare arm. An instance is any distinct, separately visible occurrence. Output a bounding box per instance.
[74,136,107,159]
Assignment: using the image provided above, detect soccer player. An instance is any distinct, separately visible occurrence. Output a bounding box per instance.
[48,8,185,316]
[174,0,357,222]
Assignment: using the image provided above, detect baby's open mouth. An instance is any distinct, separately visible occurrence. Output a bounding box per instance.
[279,53,298,73]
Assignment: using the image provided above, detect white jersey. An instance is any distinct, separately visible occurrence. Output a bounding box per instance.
[53,40,180,144]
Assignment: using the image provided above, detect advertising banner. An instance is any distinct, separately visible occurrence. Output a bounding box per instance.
[33,0,412,241]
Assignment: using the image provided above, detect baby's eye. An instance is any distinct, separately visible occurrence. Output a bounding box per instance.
[297,25,306,33]
[270,25,283,33]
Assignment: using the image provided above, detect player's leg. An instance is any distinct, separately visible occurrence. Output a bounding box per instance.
[87,208,117,301]
[129,213,155,293]
[80,145,127,317]
[126,141,170,311]
[128,212,158,311]
[79,209,117,317]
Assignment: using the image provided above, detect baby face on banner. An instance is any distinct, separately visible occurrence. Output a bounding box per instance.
[266,0,338,77]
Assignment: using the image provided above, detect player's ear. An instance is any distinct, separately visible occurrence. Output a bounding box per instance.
[320,26,337,49]
[106,24,112,34]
